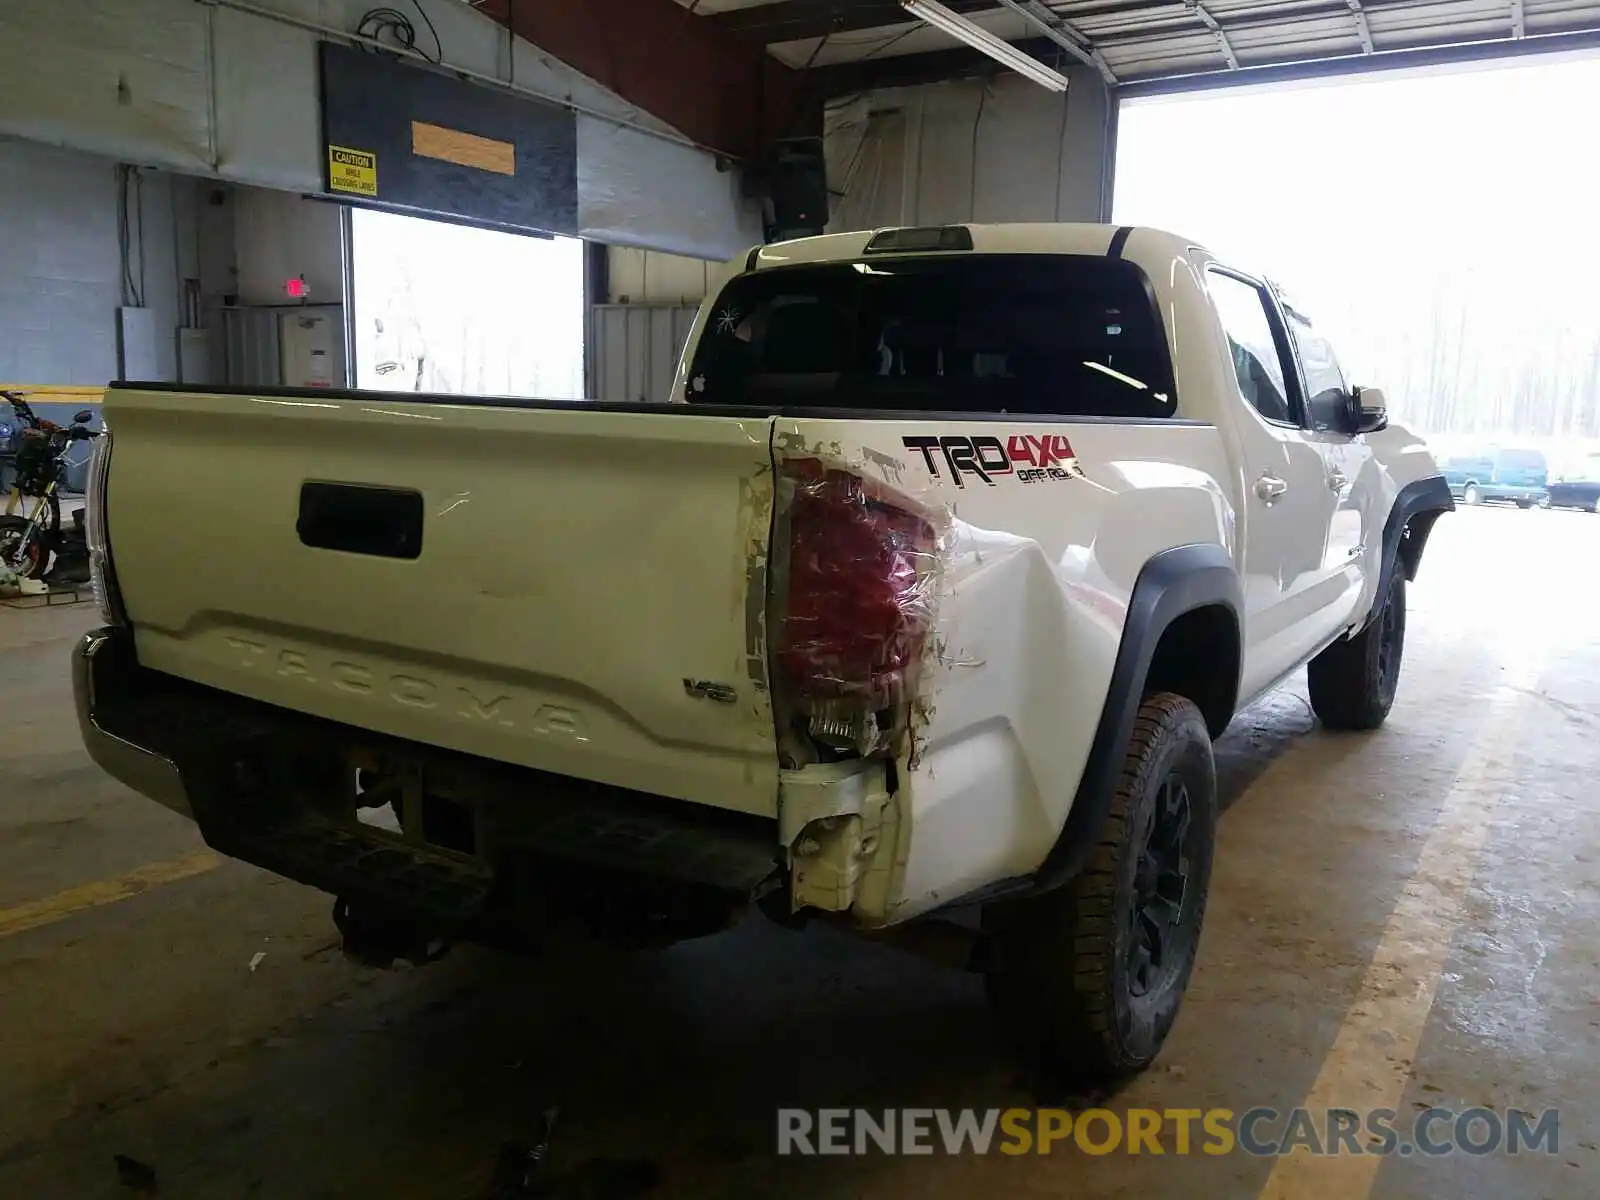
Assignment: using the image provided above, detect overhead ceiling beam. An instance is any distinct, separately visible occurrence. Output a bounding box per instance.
[711,0,988,43]
[1097,1,1404,46]
[813,34,1091,94]
[902,0,1073,88]
[811,0,1600,99]
[1119,23,1600,95]
[1185,0,1241,68]
[994,0,1120,82]
[471,0,815,160]
[810,0,1433,67]
[710,0,1185,44]
[1347,0,1376,51]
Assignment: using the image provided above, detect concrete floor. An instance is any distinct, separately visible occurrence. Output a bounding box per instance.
[1,504,1597,1198]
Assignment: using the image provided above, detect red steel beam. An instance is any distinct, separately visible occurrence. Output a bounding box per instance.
[472,0,816,161]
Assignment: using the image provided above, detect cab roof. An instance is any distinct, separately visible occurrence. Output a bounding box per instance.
[745,223,1206,273]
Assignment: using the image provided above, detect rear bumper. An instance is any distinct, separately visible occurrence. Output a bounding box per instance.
[74,629,192,816]
[73,628,782,935]
[1479,484,1547,501]
[1549,485,1600,506]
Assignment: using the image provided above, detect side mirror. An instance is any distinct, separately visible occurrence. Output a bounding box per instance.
[1348,386,1387,435]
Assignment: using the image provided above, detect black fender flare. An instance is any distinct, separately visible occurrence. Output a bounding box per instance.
[1363,474,1454,630]
[1032,543,1242,894]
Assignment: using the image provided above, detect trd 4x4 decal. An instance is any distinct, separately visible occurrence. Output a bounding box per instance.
[902,434,1078,488]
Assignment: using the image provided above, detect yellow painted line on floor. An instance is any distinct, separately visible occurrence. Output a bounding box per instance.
[0,851,223,940]
[1257,650,1549,1200]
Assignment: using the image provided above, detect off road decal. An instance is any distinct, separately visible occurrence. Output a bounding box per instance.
[902,435,1078,489]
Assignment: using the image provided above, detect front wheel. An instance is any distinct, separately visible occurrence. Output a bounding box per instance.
[1308,571,1406,730]
[0,515,47,579]
[1516,498,1534,509]
[1463,484,1481,505]
[982,692,1216,1084]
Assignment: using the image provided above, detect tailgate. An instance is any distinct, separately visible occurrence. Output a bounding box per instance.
[104,388,779,816]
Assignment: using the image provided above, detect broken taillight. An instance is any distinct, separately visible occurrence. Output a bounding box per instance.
[773,459,941,759]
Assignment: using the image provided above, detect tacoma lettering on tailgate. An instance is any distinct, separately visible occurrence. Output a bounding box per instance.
[222,636,588,740]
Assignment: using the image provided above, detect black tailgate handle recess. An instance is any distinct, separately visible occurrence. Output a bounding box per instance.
[297,482,423,560]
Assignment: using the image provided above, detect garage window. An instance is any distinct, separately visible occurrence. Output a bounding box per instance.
[685,254,1174,417]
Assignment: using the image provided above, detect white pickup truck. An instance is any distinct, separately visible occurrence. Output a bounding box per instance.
[74,223,1450,1081]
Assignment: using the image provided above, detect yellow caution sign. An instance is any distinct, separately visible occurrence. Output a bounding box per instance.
[327,145,378,197]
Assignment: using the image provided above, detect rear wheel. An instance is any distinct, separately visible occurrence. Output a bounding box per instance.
[982,692,1215,1083]
[1308,571,1406,730]
[0,516,47,580]
[1463,484,1481,505]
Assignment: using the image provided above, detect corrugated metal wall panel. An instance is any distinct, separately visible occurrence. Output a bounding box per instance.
[823,69,1117,232]
[593,307,623,403]
[606,247,718,304]
[649,310,681,399]
[624,308,650,402]
[590,304,699,403]
[222,307,282,388]
[675,307,700,373]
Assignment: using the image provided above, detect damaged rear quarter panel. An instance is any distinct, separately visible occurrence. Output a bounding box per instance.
[770,417,1234,924]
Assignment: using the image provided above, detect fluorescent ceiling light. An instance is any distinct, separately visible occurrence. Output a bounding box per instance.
[901,0,1070,92]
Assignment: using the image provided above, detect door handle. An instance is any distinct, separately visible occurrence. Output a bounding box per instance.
[1327,469,1349,493]
[1255,473,1288,504]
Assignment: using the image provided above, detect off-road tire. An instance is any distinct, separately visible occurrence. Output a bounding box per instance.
[1308,571,1406,730]
[982,692,1216,1084]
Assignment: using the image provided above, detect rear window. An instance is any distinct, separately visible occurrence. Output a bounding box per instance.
[684,254,1175,418]
[1497,449,1547,470]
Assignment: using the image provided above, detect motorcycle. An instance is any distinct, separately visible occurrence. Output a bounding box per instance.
[1,391,101,585]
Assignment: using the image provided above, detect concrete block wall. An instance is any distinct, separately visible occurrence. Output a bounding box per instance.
[0,137,133,385]
[0,135,198,386]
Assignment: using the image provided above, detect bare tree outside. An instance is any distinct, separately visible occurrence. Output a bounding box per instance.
[350,209,585,401]
[1116,54,1600,460]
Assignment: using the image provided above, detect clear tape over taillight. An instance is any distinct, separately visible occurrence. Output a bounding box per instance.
[85,425,123,626]
[773,458,943,761]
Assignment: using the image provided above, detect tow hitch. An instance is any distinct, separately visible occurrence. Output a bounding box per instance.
[332,897,452,969]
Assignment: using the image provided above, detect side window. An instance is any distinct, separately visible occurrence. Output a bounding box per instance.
[1286,311,1350,432]
[1207,269,1298,426]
